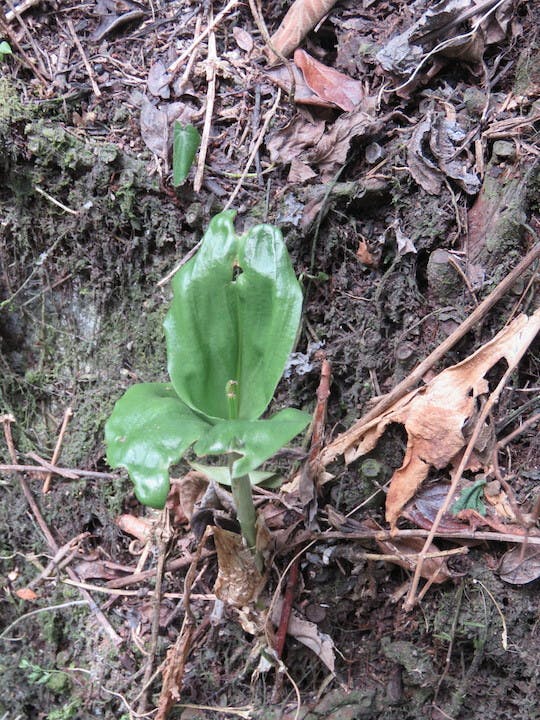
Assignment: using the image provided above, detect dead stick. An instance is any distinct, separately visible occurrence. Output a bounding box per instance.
[274,558,299,659]
[0,461,118,480]
[67,19,102,97]
[317,528,540,546]
[105,550,215,589]
[319,242,540,465]
[43,406,73,493]
[193,21,217,193]
[2,417,122,645]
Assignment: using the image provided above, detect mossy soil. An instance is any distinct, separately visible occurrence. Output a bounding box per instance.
[0,14,539,720]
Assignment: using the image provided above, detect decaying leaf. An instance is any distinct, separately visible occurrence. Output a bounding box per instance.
[167,471,208,523]
[15,588,38,601]
[407,111,480,195]
[499,545,540,585]
[334,309,540,529]
[307,109,381,181]
[271,598,336,673]
[293,49,364,112]
[213,526,264,607]
[376,0,513,92]
[267,113,326,166]
[269,0,339,60]
[374,535,452,583]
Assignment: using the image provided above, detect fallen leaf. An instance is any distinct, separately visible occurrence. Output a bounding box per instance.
[15,588,38,601]
[269,0,339,60]
[267,112,326,165]
[499,545,540,585]
[307,108,381,181]
[331,310,540,529]
[293,49,364,112]
[374,535,452,583]
[233,26,254,53]
[271,597,336,672]
[266,64,337,108]
[213,526,264,607]
[147,60,171,99]
[168,471,208,522]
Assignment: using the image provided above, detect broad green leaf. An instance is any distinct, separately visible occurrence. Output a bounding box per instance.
[105,383,211,508]
[451,477,487,516]
[164,211,303,421]
[172,122,200,186]
[193,408,311,478]
[189,462,279,488]
[0,41,12,56]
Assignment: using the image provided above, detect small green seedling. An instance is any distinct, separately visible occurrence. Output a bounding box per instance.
[0,41,12,59]
[105,211,310,554]
[172,121,200,186]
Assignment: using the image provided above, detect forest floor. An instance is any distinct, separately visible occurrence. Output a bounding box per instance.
[0,0,539,719]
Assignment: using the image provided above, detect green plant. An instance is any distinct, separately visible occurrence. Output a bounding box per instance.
[0,41,12,59]
[105,211,310,554]
[172,121,200,186]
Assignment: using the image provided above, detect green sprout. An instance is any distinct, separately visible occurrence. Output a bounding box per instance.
[105,211,310,560]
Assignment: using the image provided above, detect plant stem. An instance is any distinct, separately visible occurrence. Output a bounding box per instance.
[231,473,263,572]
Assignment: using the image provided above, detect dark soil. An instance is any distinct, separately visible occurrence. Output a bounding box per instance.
[0,1,539,719]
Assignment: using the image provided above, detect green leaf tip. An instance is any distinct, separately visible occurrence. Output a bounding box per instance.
[164,211,304,422]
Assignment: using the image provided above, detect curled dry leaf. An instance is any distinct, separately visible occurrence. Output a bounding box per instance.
[213,526,264,607]
[407,111,480,195]
[293,49,364,112]
[269,0,339,61]
[498,544,540,585]
[271,597,336,673]
[168,471,208,523]
[337,309,540,529]
[375,535,453,583]
[115,513,153,543]
[376,0,513,91]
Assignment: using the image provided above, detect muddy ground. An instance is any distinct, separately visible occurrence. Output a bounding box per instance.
[0,1,539,719]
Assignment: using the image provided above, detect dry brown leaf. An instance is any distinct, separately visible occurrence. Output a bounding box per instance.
[499,545,540,585]
[293,49,364,112]
[168,471,208,522]
[213,526,264,607]
[374,535,452,583]
[266,63,337,108]
[338,310,540,529]
[267,113,326,164]
[271,598,336,673]
[269,0,339,60]
[307,109,381,181]
[15,587,38,601]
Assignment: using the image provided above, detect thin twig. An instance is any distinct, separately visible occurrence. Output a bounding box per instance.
[43,406,73,493]
[193,18,217,193]
[0,460,119,480]
[224,89,281,210]
[67,19,102,98]
[167,0,239,76]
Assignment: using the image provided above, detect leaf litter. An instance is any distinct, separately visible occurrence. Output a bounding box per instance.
[2,0,540,716]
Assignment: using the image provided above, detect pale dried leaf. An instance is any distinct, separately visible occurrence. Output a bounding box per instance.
[266,64,336,108]
[233,26,254,53]
[499,545,540,585]
[339,310,540,529]
[147,60,171,99]
[213,526,264,607]
[271,598,336,673]
[270,0,339,60]
[140,98,168,159]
